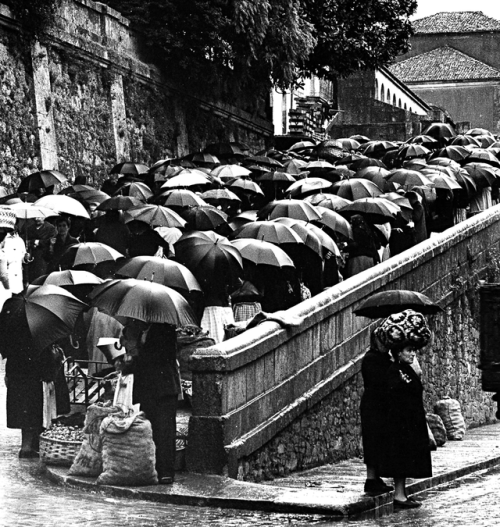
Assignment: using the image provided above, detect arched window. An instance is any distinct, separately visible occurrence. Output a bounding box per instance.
[398,98,402,108]
[409,107,413,113]
[380,83,385,102]
[387,89,390,103]
[375,79,379,100]
[404,103,407,110]
[392,94,396,106]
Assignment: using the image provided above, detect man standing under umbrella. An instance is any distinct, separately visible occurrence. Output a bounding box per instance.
[127,220,173,258]
[21,216,56,285]
[114,319,180,484]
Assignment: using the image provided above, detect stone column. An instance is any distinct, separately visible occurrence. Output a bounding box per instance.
[173,103,189,157]
[109,72,130,162]
[31,41,58,169]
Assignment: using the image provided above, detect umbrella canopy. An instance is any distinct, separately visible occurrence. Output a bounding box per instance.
[288,140,316,152]
[422,122,456,141]
[156,189,207,209]
[337,138,361,151]
[97,195,143,211]
[32,269,103,287]
[113,181,154,201]
[354,290,443,318]
[244,155,284,169]
[226,178,264,196]
[353,167,395,192]
[464,149,500,168]
[304,193,352,211]
[304,160,336,171]
[313,206,353,239]
[230,238,295,269]
[17,170,68,194]
[189,152,220,165]
[211,164,252,180]
[161,170,211,189]
[339,197,401,224]
[7,202,57,220]
[89,278,197,326]
[465,128,493,137]
[123,204,186,228]
[450,135,482,147]
[384,169,434,191]
[116,256,202,294]
[180,205,229,231]
[174,230,244,288]
[257,171,296,183]
[285,177,333,198]
[463,162,500,188]
[200,188,241,205]
[430,146,470,163]
[60,242,124,268]
[425,174,462,191]
[232,220,305,246]
[0,285,87,352]
[68,187,110,208]
[332,179,382,200]
[109,162,149,176]
[257,199,322,222]
[35,195,90,219]
[360,141,398,157]
[282,159,307,175]
[274,217,340,257]
[397,144,430,160]
[349,158,388,172]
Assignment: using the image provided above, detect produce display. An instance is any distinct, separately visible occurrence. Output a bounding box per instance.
[41,423,85,443]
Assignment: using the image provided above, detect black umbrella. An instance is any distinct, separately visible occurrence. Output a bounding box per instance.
[354,290,443,318]
[18,170,68,194]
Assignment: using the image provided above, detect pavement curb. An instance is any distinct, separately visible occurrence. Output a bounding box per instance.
[42,453,500,518]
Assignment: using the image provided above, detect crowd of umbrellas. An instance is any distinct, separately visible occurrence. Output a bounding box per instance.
[0,121,498,350]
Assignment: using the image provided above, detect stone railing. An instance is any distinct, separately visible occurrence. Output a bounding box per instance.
[186,207,500,479]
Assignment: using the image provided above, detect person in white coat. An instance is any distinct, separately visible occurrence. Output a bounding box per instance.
[3,228,26,294]
[0,209,17,311]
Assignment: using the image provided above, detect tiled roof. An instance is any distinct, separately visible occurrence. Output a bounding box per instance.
[388,46,500,83]
[413,11,500,34]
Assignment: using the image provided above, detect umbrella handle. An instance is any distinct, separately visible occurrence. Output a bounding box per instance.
[69,334,80,349]
[114,341,123,350]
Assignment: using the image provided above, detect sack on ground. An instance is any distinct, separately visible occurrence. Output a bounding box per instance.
[97,411,158,486]
[68,403,120,477]
[426,413,447,446]
[434,397,466,440]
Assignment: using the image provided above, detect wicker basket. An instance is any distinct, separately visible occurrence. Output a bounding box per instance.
[39,435,82,466]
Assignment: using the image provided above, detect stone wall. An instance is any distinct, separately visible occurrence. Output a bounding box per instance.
[187,208,500,480]
[0,0,273,191]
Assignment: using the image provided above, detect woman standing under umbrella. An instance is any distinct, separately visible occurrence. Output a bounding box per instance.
[377,310,433,508]
[344,215,380,278]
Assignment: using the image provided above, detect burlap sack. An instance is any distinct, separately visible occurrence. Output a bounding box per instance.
[97,411,158,486]
[434,397,466,440]
[426,413,447,447]
[68,404,120,477]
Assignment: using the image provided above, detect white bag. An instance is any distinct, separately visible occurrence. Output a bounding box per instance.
[112,374,139,413]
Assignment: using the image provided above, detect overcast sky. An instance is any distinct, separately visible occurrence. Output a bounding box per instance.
[412,1,500,21]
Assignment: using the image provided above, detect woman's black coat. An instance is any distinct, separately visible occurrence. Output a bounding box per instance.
[360,348,392,469]
[379,361,432,479]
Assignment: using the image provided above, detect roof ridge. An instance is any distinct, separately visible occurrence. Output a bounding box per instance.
[412,11,500,34]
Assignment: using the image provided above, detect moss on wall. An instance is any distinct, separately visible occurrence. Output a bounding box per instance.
[0,31,39,193]
[48,46,116,188]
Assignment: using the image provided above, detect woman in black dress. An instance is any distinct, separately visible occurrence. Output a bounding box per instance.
[377,309,432,509]
[360,328,394,496]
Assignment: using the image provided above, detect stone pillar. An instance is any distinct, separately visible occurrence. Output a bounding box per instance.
[109,72,130,162]
[173,103,189,157]
[31,41,58,169]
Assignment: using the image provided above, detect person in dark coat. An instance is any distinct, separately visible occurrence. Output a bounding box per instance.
[377,309,433,509]
[21,216,57,284]
[44,217,79,273]
[127,220,173,258]
[345,214,381,278]
[115,319,180,484]
[360,329,394,496]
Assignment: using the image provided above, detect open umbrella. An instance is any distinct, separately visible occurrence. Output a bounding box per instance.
[123,204,186,228]
[304,193,352,211]
[201,188,241,205]
[35,195,90,219]
[257,199,322,222]
[354,290,443,318]
[232,220,304,246]
[244,156,284,169]
[17,170,68,194]
[422,122,456,141]
[113,181,154,202]
[32,269,103,287]
[60,242,124,268]
[0,285,87,352]
[7,202,57,220]
[89,278,197,326]
[397,144,430,160]
[180,205,229,231]
[463,162,500,188]
[161,170,211,189]
[97,195,143,211]
[174,231,244,288]
[339,197,401,224]
[285,177,333,198]
[227,178,264,197]
[349,158,388,172]
[313,206,353,239]
[336,138,361,151]
[332,179,383,200]
[109,162,149,176]
[116,256,202,294]
[156,189,207,209]
[451,135,482,147]
[464,149,500,168]
[384,169,434,191]
[282,159,307,175]
[230,238,295,269]
[353,167,395,192]
[211,164,252,180]
[425,174,462,191]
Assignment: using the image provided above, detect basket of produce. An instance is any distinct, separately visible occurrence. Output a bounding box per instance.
[39,423,85,466]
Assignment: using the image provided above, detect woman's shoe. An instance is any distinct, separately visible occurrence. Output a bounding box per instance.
[393,498,422,509]
[159,476,174,485]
